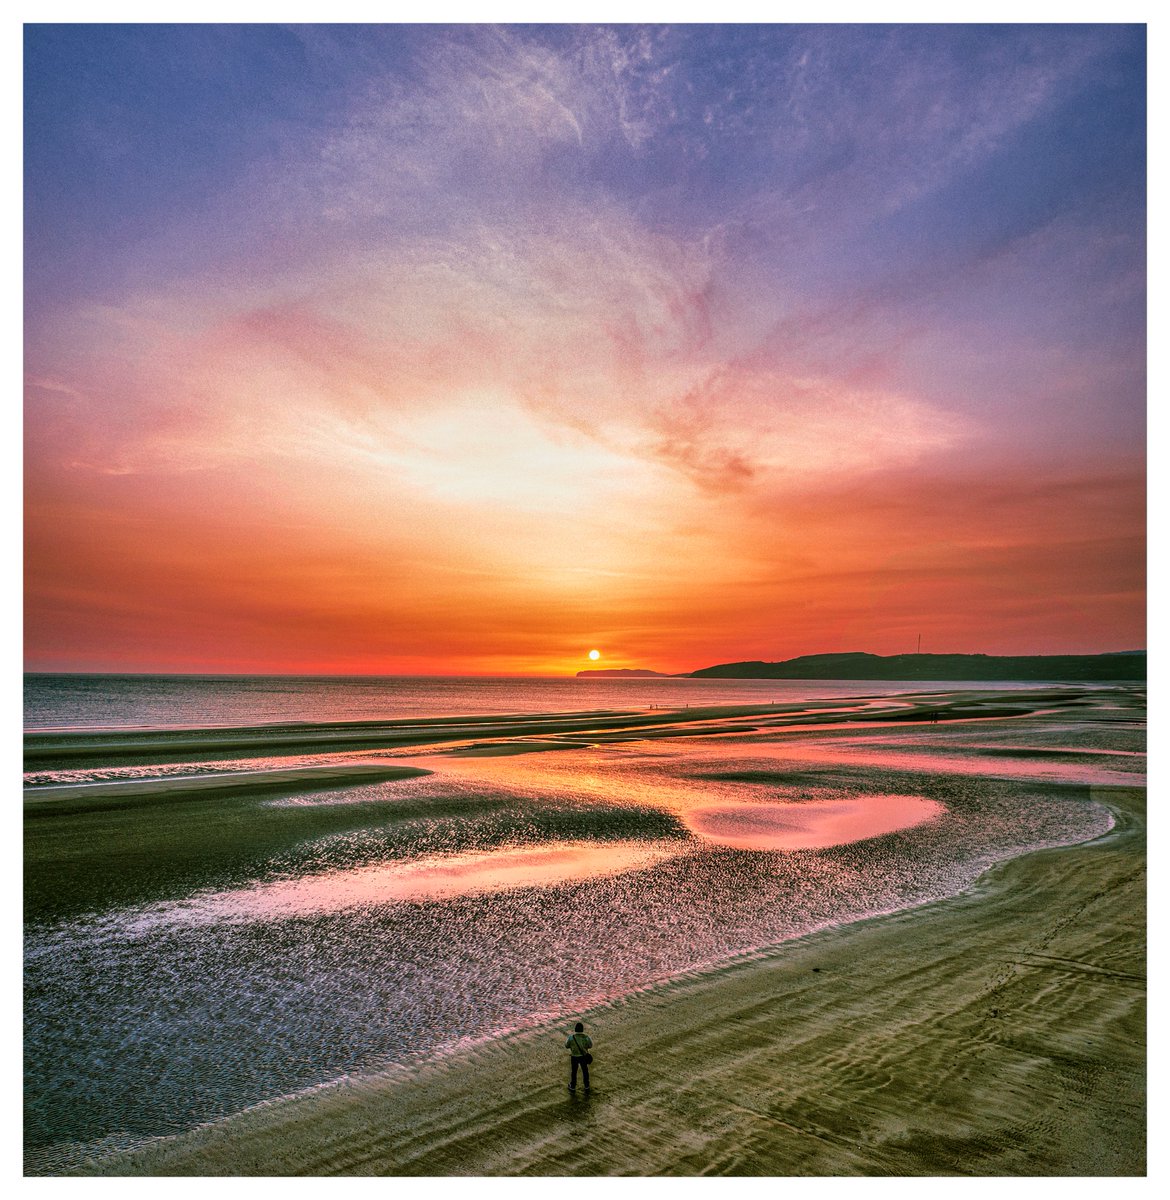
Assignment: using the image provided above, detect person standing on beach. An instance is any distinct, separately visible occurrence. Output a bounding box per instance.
[565,1021,592,1091]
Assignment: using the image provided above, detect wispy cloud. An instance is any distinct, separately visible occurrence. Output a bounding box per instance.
[24,24,1145,670]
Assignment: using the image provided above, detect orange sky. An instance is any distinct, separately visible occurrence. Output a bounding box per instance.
[24,25,1145,674]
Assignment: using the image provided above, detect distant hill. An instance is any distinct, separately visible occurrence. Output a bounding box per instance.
[575,669,672,678]
[689,651,1146,682]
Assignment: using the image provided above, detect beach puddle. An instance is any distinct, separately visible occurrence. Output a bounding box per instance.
[115,840,685,932]
[684,794,944,850]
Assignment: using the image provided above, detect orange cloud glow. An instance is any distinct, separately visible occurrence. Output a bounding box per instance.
[25,25,1145,674]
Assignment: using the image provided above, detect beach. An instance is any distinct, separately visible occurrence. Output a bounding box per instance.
[25,21,1147,1180]
[78,780,1144,1177]
[23,680,1146,1176]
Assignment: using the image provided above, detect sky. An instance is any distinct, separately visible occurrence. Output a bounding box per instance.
[23,22,1146,675]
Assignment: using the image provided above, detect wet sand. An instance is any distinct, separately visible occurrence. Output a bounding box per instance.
[83,779,1145,1177]
[24,762,431,807]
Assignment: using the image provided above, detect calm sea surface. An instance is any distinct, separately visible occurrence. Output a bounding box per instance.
[23,672,1076,731]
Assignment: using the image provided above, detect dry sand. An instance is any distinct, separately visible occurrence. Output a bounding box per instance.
[84,780,1145,1177]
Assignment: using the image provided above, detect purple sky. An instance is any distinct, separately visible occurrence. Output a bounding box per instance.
[23,22,1146,673]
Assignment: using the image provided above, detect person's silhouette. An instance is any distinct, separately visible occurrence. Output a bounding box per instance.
[565,1020,592,1091]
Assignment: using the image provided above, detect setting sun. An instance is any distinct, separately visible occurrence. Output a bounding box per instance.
[588,649,601,661]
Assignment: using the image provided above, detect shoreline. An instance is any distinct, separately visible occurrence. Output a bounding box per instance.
[73,781,1145,1177]
[24,685,1138,773]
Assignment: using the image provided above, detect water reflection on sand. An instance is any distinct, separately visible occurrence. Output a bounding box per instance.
[685,794,944,850]
[117,840,684,932]
[24,686,1143,1171]
[112,783,950,936]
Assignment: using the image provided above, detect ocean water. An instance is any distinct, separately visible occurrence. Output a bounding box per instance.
[23,672,1079,731]
[23,675,1143,1172]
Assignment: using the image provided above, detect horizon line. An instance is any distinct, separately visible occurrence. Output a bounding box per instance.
[22,648,1149,680]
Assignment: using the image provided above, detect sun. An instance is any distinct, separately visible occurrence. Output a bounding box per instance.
[588,649,601,661]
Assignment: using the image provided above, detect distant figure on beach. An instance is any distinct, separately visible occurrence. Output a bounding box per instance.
[565,1021,592,1091]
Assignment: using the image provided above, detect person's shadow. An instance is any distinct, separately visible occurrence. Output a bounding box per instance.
[559,1082,598,1125]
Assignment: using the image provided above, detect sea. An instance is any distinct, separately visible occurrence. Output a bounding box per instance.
[23,671,1071,731]
[23,673,1142,1173]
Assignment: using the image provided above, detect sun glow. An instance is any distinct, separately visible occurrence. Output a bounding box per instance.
[20,27,1147,675]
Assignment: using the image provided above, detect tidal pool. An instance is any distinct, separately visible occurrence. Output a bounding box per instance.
[115,839,685,932]
[683,793,944,850]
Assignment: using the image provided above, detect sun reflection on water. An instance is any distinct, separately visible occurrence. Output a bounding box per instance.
[116,840,685,931]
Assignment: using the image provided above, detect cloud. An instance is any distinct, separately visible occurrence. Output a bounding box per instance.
[29,25,1128,491]
[24,25,1144,671]
[36,186,967,507]
[295,25,680,232]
